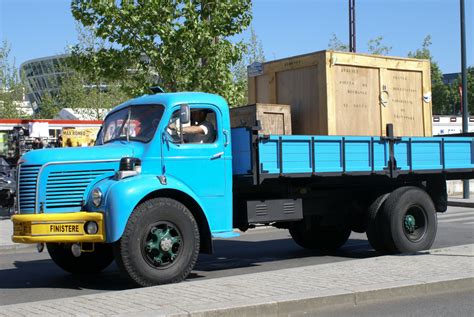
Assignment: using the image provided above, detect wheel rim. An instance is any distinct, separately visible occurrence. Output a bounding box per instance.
[142,221,182,269]
[402,205,427,243]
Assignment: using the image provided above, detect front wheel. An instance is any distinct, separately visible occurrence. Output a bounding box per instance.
[115,198,200,287]
[47,243,114,274]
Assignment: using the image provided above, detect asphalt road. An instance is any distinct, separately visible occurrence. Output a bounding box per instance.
[0,206,472,307]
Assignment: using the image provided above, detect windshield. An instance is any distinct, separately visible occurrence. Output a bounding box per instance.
[99,104,165,144]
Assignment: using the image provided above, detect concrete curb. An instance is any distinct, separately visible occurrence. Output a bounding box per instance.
[178,277,474,317]
[2,277,473,317]
[447,200,474,208]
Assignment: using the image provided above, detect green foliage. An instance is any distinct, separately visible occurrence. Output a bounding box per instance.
[0,40,28,119]
[408,35,452,115]
[444,67,474,115]
[328,33,349,51]
[367,36,392,55]
[70,0,252,106]
[232,26,265,106]
[36,25,132,119]
[328,34,391,55]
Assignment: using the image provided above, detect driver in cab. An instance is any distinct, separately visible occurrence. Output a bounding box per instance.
[182,110,216,144]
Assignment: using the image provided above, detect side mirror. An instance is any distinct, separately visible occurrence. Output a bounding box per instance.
[180,104,190,125]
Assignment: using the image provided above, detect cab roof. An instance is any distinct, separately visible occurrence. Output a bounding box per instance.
[110,92,228,114]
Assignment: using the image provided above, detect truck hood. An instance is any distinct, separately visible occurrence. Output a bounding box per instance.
[20,143,137,166]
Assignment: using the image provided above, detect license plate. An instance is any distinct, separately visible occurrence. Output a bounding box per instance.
[46,223,84,235]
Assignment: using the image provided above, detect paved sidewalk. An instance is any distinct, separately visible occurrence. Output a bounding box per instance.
[0,218,13,249]
[0,218,31,251]
[1,244,472,317]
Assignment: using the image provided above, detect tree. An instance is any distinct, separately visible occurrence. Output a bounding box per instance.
[232,26,265,106]
[36,25,132,119]
[0,40,28,119]
[408,35,451,115]
[328,34,391,55]
[328,33,349,51]
[445,66,474,115]
[367,36,392,55]
[71,0,252,106]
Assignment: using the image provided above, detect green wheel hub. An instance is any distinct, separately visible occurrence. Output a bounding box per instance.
[143,223,182,267]
[402,206,427,243]
[404,214,416,233]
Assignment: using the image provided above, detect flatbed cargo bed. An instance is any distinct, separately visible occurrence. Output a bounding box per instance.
[232,128,474,184]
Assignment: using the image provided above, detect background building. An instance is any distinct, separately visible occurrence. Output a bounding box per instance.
[19,54,70,110]
[442,73,460,85]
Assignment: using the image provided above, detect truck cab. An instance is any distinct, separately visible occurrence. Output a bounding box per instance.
[12,92,234,286]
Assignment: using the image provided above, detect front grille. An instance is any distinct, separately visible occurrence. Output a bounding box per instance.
[45,169,114,209]
[18,165,41,212]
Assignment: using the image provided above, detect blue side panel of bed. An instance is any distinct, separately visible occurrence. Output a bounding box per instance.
[231,128,252,175]
[253,135,474,176]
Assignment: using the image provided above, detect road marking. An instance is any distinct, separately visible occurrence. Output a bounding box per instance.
[438,212,473,219]
[438,216,474,223]
[438,210,473,217]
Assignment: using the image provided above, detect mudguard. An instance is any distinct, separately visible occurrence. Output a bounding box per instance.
[104,174,206,242]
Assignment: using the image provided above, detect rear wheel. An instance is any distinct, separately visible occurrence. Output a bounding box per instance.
[366,194,389,253]
[114,198,200,287]
[289,221,351,253]
[47,243,114,274]
[379,186,437,253]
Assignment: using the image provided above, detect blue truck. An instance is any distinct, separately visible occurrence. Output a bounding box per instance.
[11,92,474,286]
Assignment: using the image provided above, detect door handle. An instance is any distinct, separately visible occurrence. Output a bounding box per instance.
[211,151,224,160]
[223,130,230,147]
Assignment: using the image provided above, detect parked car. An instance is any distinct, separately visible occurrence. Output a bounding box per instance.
[0,156,15,208]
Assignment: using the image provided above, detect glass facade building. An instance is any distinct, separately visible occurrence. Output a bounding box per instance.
[20,54,70,108]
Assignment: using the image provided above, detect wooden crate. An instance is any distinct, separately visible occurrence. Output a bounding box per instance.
[230,103,292,135]
[248,50,432,136]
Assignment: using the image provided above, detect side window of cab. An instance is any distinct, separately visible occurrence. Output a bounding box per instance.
[167,107,217,144]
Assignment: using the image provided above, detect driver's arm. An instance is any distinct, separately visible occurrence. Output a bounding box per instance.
[183,125,205,134]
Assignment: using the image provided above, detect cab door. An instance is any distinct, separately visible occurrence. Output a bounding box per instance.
[162,104,226,197]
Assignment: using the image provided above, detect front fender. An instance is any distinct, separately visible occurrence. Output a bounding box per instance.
[104,174,205,242]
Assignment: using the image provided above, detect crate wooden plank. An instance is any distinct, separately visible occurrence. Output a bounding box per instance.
[248,50,432,137]
[333,65,381,135]
[230,103,292,135]
[380,69,424,136]
[276,66,319,135]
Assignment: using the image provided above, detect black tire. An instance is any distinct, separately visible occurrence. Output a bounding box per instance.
[47,242,114,274]
[115,197,200,287]
[289,221,351,253]
[379,186,437,254]
[366,193,390,253]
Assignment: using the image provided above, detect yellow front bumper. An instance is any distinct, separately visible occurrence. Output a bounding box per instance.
[11,212,105,243]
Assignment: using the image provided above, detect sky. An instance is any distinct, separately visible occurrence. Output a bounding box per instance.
[0,0,472,74]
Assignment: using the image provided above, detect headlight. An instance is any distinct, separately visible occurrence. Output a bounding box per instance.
[92,188,102,207]
[85,221,99,234]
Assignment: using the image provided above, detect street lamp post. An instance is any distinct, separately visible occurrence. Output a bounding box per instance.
[460,0,469,199]
[349,0,356,52]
